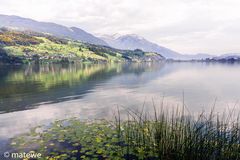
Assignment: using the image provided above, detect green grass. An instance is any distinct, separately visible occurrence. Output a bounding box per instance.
[1,28,165,64]
[3,36,128,63]
[1,30,125,63]
[4,37,107,61]
[11,104,240,160]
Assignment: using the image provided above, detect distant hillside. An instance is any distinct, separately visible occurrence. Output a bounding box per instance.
[100,34,182,59]
[181,53,213,60]
[0,29,165,64]
[0,14,108,46]
[205,53,240,62]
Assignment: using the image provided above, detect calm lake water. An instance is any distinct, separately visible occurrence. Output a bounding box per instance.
[1,62,240,150]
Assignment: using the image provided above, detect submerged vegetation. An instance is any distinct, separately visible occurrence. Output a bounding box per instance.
[0,28,164,64]
[11,105,240,160]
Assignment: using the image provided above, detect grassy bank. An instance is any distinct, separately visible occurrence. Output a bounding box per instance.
[11,106,240,160]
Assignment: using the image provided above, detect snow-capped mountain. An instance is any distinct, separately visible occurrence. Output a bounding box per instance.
[0,14,108,46]
[100,34,182,59]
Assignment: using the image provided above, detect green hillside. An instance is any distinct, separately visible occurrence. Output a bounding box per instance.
[0,28,164,64]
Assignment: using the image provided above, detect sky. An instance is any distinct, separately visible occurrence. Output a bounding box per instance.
[0,0,240,54]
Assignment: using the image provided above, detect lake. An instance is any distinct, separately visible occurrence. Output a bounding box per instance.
[1,62,240,150]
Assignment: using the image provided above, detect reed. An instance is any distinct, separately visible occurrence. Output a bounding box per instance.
[114,104,240,159]
[11,103,240,160]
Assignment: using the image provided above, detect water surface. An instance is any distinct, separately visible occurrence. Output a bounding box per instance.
[1,62,240,150]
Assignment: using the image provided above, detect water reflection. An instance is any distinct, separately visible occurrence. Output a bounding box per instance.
[0,63,163,113]
[1,62,240,150]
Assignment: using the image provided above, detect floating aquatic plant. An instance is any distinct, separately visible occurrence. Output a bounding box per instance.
[11,107,240,160]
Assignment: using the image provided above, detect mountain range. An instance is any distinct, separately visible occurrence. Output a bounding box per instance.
[0,28,165,64]
[100,34,182,59]
[0,14,183,59]
[0,14,108,46]
[206,53,240,61]
[100,34,218,60]
[0,14,238,60]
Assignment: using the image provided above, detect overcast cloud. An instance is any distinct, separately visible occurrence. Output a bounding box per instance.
[0,0,240,54]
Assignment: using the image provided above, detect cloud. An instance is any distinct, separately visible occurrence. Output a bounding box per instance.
[0,0,240,54]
